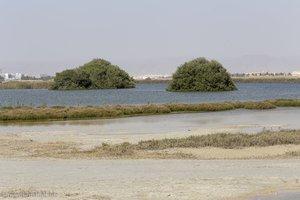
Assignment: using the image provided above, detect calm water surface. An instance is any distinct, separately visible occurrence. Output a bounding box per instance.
[1,83,300,106]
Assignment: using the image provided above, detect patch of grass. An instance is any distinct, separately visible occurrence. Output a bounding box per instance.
[230,101,276,110]
[8,130,300,159]
[267,99,300,107]
[135,130,300,150]
[233,77,300,83]
[0,80,53,89]
[285,151,300,157]
[87,142,135,157]
[0,99,299,122]
[83,130,300,158]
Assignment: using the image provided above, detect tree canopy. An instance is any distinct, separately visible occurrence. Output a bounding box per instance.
[167,58,237,92]
[51,59,135,90]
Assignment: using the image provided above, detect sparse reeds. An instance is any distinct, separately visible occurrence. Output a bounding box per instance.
[78,130,300,158]
[232,77,300,83]
[0,80,53,89]
[135,130,300,150]
[285,151,300,157]
[0,99,299,122]
[267,99,300,107]
[5,129,300,159]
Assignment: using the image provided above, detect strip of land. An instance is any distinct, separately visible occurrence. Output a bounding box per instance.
[1,76,300,90]
[136,76,300,84]
[0,99,300,122]
[232,76,300,83]
[1,130,300,160]
[0,80,53,89]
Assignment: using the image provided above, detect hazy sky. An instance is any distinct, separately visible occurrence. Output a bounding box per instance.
[0,0,300,76]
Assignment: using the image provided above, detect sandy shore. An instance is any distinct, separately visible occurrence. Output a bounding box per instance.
[0,159,300,200]
[0,131,300,199]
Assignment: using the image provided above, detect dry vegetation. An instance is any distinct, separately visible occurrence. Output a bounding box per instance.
[1,130,300,159]
[27,130,300,159]
[267,98,300,107]
[0,80,53,89]
[1,99,300,122]
[134,130,300,149]
[232,76,300,83]
[87,130,300,153]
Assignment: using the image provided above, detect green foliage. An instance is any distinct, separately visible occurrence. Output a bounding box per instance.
[51,59,135,90]
[168,57,237,92]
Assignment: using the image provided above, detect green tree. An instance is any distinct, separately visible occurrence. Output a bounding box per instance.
[51,59,135,90]
[167,58,237,92]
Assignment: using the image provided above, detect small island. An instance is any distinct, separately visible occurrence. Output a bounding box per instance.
[167,58,237,92]
[50,59,135,90]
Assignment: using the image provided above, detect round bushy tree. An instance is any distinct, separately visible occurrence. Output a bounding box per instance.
[51,59,135,90]
[167,58,237,92]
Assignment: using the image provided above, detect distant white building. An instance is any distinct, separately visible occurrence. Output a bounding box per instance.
[133,74,172,80]
[292,71,300,77]
[4,73,22,81]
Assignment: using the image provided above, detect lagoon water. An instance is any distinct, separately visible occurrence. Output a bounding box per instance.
[0,83,300,106]
[1,108,300,140]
